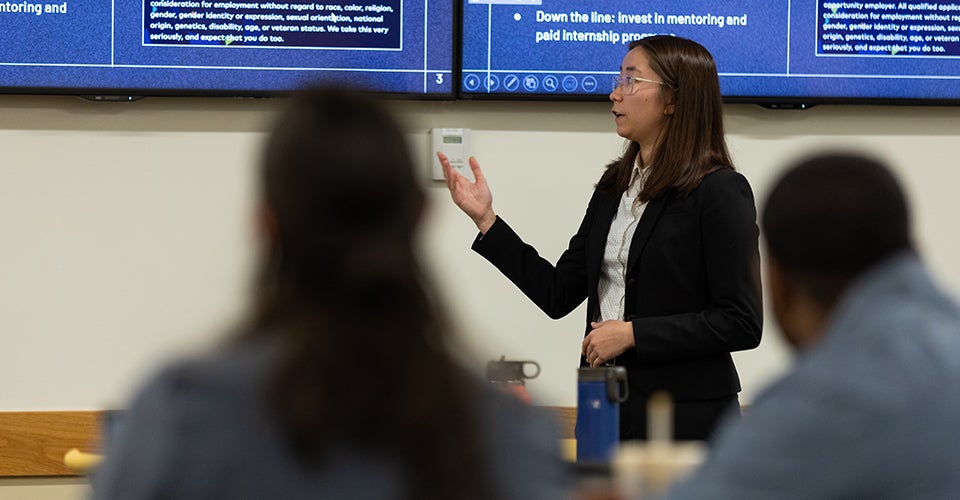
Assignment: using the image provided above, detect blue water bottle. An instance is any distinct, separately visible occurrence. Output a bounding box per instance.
[576,366,629,463]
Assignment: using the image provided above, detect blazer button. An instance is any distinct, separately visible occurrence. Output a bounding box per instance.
[626,278,637,286]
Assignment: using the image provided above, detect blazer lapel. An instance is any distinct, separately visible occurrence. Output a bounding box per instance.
[626,195,669,277]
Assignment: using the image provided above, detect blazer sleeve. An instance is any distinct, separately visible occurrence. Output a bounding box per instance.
[471,192,601,320]
[631,170,763,359]
[89,366,183,500]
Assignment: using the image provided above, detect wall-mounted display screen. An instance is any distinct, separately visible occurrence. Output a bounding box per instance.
[0,1,455,98]
[460,0,960,105]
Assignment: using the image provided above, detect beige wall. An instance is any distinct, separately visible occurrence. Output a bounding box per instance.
[2,95,960,498]
[0,479,88,500]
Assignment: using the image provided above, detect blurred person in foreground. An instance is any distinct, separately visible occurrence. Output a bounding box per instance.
[665,152,960,499]
[90,86,569,500]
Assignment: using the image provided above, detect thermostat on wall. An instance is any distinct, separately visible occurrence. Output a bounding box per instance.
[431,128,472,182]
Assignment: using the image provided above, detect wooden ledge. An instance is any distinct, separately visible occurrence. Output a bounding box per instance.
[0,411,100,477]
[543,406,576,439]
[0,407,576,477]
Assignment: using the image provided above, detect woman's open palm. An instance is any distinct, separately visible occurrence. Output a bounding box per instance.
[437,152,496,232]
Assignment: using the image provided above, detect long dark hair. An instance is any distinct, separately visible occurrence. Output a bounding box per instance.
[245,86,490,500]
[598,35,733,200]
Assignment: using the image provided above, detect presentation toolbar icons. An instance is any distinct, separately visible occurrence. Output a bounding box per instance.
[463,73,602,94]
[542,75,558,92]
[485,74,500,91]
[522,75,539,91]
[581,76,598,93]
[463,74,481,91]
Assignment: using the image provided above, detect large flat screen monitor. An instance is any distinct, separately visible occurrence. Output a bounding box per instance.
[460,0,960,106]
[0,1,455,98]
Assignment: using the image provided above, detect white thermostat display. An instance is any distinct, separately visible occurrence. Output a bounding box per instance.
[431,128,472,182]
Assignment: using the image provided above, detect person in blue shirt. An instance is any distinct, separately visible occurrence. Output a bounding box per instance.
[89,86,569,500]
[666,152,960,499]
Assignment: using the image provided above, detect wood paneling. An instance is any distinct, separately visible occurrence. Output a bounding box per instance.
[545,406,576,439]
[0,412,100,477]
[0,407,577,476]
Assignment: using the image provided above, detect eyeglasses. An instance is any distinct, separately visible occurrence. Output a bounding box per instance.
[612,75,668,95]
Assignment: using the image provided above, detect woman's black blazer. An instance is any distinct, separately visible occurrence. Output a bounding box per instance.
[473,168,762,434]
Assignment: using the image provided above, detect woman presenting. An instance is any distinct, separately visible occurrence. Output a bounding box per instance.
[439,35,762,441]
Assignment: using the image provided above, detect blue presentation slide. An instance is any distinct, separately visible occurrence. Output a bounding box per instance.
[0,1,453,95]
[461,0,960,101]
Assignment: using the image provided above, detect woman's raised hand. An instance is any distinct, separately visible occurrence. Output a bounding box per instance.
[437,152,497,234]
